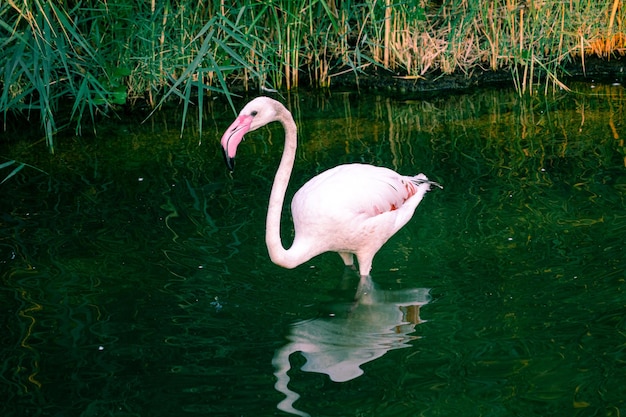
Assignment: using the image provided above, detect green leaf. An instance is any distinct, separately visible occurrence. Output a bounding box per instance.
[0,160,16,170]
[1,162,25,184]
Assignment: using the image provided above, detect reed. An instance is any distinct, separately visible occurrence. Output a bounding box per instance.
[1,0,625,150]
[0,158,47,183]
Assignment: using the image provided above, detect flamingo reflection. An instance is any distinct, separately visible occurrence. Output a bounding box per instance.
[273,275,431,417]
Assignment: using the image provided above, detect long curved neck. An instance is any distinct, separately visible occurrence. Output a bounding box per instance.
[265,108,305,268]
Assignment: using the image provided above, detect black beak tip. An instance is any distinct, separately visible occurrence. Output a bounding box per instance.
[222,150,235,172]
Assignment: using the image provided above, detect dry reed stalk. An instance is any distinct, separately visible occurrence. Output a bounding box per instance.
[420,32,447,74]
[484,2,499,70]
[287,25,293,90]
[519,5,524,56]
[506,0,517,60]
[607,0,621,56]
[383,0,390,68]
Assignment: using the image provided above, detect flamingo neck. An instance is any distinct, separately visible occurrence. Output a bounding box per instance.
[265,109,305,268]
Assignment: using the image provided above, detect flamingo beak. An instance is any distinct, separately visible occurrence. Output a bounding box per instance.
[220,114,254,172]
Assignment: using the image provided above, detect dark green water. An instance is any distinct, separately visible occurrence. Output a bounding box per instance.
[1,85,625,417]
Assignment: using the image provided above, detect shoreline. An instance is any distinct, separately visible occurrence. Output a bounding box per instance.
[326,55,626,96]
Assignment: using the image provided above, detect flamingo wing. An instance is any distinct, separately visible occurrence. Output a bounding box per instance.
[292,163,426,221]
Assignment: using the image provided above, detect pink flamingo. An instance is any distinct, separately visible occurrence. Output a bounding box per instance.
[221,97,440,277]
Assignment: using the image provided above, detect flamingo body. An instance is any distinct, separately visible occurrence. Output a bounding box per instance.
[221,97,439,277]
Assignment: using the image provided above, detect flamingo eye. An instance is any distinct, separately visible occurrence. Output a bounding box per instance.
[251,111,258,117]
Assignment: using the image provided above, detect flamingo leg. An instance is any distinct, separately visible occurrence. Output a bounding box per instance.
[355,255,373,278]
[338,252,354,268]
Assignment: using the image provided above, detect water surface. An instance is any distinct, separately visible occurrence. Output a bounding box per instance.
[1,85,625,416]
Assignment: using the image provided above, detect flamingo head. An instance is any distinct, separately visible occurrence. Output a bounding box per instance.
[220,97,280,171]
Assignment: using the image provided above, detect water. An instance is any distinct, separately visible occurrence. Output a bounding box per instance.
[1,85,625,417]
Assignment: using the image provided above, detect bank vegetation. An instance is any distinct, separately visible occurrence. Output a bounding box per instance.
[1,0,624,151]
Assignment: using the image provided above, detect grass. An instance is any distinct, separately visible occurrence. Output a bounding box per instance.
[1,0,625,151]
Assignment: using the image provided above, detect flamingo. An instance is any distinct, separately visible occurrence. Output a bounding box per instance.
[220,96,440,277]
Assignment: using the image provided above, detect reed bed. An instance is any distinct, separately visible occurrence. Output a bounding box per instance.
[1,0,624,151]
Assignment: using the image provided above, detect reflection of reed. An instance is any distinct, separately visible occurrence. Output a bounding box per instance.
[273,276,430,417]
[279,86,625,220]
[17,287,43,390]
